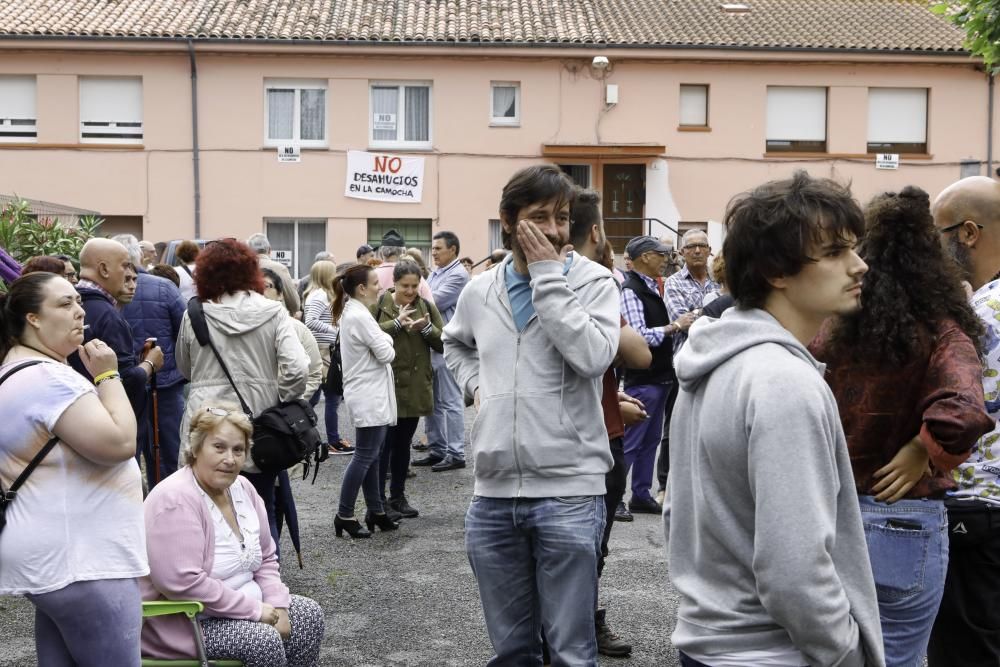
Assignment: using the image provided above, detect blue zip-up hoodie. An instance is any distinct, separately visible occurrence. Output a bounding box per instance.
[122,269,187,388]
[443,253,619,498]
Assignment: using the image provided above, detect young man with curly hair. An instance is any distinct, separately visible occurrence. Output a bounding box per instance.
[665,171,884,667]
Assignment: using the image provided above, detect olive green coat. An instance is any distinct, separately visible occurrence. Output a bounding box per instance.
[371,291,444,418]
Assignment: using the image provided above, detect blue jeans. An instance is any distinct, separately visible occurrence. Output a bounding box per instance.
[309,386,341,444]
[28,578,142,667]
[337,425,387,518]
[622,383,669,502]
[466,495,605,667]
[859,494,948,667]
[425,352,465,462]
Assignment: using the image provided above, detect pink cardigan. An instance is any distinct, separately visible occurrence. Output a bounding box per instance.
[139,466,290,659]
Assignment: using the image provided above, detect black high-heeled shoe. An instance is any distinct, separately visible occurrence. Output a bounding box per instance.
[334,515,371,538]
[365,509,400,532]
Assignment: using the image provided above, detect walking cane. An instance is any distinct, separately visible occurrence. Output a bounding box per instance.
[143,338,162,486]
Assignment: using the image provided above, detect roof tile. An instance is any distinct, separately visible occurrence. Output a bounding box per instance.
[0,0,968,52]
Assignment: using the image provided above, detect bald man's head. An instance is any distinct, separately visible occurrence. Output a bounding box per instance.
[933,176,1000,289]
[78,238,135,303]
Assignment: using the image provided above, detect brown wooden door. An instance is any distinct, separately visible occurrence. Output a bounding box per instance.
[602,164,645,254]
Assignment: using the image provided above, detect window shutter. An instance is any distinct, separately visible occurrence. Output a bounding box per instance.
[80,77,142,123]
[679,85,708,126]
[766,87,826,141]
[868,88,927,143]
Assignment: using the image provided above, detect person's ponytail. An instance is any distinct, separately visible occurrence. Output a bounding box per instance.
[330,276,346,325]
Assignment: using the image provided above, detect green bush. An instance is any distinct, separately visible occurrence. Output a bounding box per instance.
[0,197,104,265]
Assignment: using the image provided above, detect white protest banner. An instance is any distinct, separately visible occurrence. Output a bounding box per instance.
[345,150,424,203]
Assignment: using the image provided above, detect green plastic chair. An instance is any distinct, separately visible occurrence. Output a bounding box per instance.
[141,601,243,667]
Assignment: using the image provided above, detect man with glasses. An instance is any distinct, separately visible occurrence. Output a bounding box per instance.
[619,236,686,516]
[928,176,1000,666]
[655,230,719,502]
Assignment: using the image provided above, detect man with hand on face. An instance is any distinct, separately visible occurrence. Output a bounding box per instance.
[69,238,165,420]
[444,165,620,666]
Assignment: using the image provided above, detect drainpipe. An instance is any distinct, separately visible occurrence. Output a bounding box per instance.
[188,39,202,238]
[989,71,995,178]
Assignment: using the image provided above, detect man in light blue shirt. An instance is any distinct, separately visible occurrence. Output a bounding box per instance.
[417,230,470,472]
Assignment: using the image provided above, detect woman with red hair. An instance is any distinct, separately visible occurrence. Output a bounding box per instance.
[175,239,308,549]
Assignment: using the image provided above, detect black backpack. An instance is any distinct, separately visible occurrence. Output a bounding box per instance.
[187,299,323,475]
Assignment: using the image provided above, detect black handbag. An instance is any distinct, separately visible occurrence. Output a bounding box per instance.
[0,360,60,535]
[187,299,323,474]
[323,337,343,396]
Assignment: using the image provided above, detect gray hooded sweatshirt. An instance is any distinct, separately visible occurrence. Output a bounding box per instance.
[443,253,619,498]
[664,307,884,667]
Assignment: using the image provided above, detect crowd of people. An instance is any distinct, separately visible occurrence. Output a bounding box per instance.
[2,164,1000,667]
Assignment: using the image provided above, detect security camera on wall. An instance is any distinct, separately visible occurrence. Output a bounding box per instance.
[592,56,610,70]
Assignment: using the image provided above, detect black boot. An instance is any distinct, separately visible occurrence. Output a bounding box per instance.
[334,515,371,539]
[389,495,420,518]
[596,608,632,657]
[365,509,400,532]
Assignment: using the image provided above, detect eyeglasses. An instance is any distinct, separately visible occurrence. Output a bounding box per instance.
[939,221,984,235]
[683,243,710,251]
[204,407,237,417]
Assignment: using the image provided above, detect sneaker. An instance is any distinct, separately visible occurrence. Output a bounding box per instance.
[628,496,662,514]
[614,501,633,522]
[330,440,355,455]
[595,608,632,657]
[655,488,665,506]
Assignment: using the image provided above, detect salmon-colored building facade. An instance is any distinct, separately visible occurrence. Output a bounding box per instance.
[0,0,993,275]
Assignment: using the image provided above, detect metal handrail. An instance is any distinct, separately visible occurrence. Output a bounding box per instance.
[603,217,679,238]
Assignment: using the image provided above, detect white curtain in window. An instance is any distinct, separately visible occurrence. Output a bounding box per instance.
[80,77,142,123]
[0,76,36,120]
[868,88,927,143]
[766,87,826,141]
[300,89,325,141]
[492,85,517,119]
[404,86,430,142]
[372,87,399,141]
[679,85,708,126]
[267,89,294,140]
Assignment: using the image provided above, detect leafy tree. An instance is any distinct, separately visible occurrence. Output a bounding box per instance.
[933,0,1000,72]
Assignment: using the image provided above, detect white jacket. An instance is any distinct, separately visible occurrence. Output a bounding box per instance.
[340,298,397,427]
[176,291,308,471]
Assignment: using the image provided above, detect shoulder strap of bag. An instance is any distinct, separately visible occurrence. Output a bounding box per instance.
[186,299,255,418]
[180,264,193,277]
[0,361,60,501]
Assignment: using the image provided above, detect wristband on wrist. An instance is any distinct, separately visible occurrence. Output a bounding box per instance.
[94,371,120,386]
[420,322,433,336]
[393,318,403,332]
[141,359,155,373]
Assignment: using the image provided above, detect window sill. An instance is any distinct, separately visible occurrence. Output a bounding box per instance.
[678,126,711,132]
[0,142,145,150]
[763,151,934,160]
[489,121,521,128]
[367,143,434,153]
[260,146,329,151]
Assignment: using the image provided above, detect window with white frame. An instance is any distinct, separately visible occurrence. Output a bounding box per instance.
[0,76,37,142]
[766,86,827,153]
[264,80,327,147]
[370,83,432,149]
[264,219,328,279]
[489,219,503,252]
[79,77,143,144]
[491,82,520,126]
[867,88,928,154]
[679,84,709,127]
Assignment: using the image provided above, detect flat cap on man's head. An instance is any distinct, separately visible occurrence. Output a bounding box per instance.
[625,236,671,258]
[356,244,374,258]
[381,229,405,247]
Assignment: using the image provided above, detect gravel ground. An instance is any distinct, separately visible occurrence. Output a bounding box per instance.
[0,403,681,667]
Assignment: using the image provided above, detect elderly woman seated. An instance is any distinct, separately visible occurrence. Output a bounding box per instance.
[140,403,324,666]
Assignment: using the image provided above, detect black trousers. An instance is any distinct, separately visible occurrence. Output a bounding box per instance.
[656,381,679,490]
[928,498,1000,667]
[599,437,627,577]
[379,417,420,501]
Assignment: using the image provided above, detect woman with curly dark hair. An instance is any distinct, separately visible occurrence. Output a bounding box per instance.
[175,239,308,549]
[811,186,994,666]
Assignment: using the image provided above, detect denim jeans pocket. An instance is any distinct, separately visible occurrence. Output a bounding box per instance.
[553,495,591,504]
[864,520,930,601]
